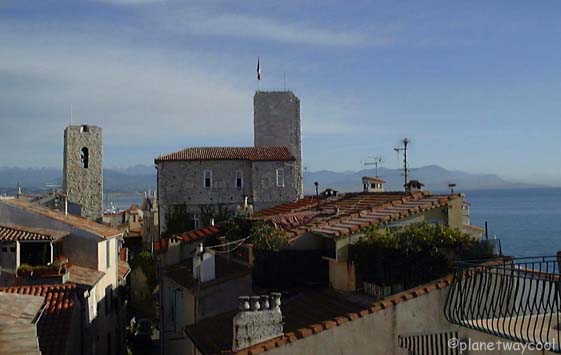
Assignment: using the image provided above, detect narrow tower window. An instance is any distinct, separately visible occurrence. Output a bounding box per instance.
[276,168,285,187]
[235,171,243,189]
[203,170,212,189]
[81,147,89,169]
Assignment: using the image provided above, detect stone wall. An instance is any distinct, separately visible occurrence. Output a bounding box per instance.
[157,159,298,234]
[63,125,103,220]
[254,91,303,198]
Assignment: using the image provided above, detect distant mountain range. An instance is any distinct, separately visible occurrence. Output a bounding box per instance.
[0,164,540,196]
[303,165,541,194]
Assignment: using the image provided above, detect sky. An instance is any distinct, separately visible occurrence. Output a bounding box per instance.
[2,0,561,185]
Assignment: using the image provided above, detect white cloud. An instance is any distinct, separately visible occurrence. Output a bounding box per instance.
[163,11,392,47]
[0,33,257,166]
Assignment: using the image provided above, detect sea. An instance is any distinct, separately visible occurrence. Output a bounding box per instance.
[105,188,561,258]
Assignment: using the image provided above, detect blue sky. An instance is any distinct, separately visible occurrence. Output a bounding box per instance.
[1,0,561,185]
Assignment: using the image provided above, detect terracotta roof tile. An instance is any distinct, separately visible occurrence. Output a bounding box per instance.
[0,224,69,241]
[0,284,77,355]
[176,225,221,243]
[2,199,122,239]
[155,146,295,163]
[186,277,454,355]
[254,192,460,241]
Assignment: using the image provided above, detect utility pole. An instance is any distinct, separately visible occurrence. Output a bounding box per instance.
[364,157,382,177]
[394,138,410,191]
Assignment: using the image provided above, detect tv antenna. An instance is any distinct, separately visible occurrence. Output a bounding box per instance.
[394,138,410,190]
[364,156,383,178]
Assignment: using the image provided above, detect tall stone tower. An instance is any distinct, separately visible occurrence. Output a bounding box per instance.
[63,125,103,221]
[254,91,303,197]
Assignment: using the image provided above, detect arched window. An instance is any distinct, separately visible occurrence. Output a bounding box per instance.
[81,147,89,169]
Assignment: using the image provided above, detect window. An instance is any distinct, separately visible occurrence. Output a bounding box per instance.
[203,170,213,189]
[1,247,7,253]
[276,168,285,187]
[9,247,15,253]
[80,147,89,169]
[235,171,243,189]
[192,213,200,229]
[106,240,111,269]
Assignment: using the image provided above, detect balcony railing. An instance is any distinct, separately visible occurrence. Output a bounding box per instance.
[444,255,561,352]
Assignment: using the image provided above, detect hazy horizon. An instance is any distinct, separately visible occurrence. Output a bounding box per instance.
[2,1,561,186]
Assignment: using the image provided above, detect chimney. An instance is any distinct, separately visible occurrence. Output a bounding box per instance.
[192,245,216,283]
[210,218,215,227]
[232,293,283,351]
[243,195,249,208]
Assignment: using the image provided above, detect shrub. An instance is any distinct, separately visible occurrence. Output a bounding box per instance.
[249,222,289,251]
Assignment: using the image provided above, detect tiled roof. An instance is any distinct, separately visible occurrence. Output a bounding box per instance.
[67,265,105,287]
[1,199,122,239]
[164,255,250,290]
[176,225,221,243]
[0,224,69,241]
[362,176,386,183]
[185,276,452,355]
[254,191,461,241]
[0,284,77,355]
[155,146,295,163]
[253,197,319,217]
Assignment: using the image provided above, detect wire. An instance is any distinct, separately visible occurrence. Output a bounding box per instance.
[204,235,251,254]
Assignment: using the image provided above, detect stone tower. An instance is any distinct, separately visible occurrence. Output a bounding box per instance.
[63,125,103,220]
[254,91,303,197]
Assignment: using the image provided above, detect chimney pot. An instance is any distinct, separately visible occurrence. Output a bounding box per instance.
[238,296,250,311]
[232,293,283,351]
[270,292,281,310]
[260,295,270,310]
[250,296,261,311]
[210,218,215,226]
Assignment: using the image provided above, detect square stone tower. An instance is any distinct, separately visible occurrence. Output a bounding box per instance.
[254,91,303,197]
[63,125,103,220]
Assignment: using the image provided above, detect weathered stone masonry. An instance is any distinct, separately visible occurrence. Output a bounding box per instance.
[63,125,103,221]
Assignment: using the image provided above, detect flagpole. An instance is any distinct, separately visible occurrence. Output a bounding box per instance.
[257,56,261,92]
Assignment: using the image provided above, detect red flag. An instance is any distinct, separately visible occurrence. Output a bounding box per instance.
[257,57,261,80]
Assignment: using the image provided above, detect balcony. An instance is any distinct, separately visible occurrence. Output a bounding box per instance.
[444,255,561,352]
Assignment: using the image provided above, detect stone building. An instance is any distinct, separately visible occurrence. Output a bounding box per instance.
[63,125,103,221]
[155,91,303,236]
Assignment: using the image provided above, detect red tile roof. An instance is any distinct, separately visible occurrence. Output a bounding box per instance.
[164,255,250,290]
[2,199,122,239]
[0,224,69,241]
[155,146,295,163]
[176,225,221,243]
[185,276,453,355]
[254,191,461,241]
[0,284,77,355]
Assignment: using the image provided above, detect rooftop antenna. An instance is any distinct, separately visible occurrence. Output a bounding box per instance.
[364,156,383,178]
[394,138,410,191]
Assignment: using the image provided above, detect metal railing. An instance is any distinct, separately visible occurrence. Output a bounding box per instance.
[444,255,561,352]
